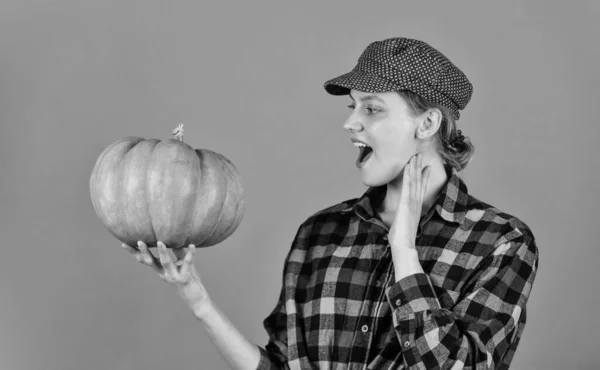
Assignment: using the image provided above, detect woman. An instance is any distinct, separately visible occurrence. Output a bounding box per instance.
[123,37,539,369]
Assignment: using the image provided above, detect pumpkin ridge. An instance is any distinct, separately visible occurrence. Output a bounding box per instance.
[116,145,133,243]
[186,149,228,247]
[208,156,244,244]
[198,151,231,246]
[202,151,244,246]
[116,140,145,245]
[179,146,202,249]
[89,137,143,223]
[225,164,244,239]
[185,149,207,247]
[141,139,161,245]
[96,138,144,244]
[146,139,200,248]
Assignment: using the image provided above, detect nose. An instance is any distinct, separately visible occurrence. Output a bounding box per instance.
[343,113,364,133]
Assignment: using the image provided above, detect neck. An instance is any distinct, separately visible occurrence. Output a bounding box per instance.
[378,154,448,222]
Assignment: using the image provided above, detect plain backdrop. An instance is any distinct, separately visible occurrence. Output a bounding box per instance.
[1,1,599,370]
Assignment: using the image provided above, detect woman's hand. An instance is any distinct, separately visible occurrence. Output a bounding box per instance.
[388,153,431,280]
[122,241,211,315]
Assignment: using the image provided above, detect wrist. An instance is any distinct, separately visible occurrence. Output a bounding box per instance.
[175,273,211,318]
[392,248,422,281]
[389,236,416,250]
[191,295,215,322]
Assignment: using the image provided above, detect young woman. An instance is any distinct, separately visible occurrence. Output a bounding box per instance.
[123,37,539,370]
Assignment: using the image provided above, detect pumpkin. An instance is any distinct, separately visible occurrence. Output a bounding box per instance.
[89,124,245,249]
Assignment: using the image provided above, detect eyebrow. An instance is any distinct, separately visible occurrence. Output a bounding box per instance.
[348,93,386,104]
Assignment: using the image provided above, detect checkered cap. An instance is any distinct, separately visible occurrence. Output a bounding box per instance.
[324,37,473,120]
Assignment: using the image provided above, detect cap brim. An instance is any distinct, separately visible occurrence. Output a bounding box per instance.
[324,69,400,96]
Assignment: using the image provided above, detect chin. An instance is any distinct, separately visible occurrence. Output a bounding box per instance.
[360,166,400,187]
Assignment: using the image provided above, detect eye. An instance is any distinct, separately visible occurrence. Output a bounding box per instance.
[347,104,381,115]
[365,107,380,115]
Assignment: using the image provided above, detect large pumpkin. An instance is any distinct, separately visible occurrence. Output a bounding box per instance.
[89,124,245,249]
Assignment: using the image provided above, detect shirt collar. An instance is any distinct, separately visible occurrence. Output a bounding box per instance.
[343,164,469,225]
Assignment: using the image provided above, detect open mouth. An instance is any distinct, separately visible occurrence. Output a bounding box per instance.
[354,142,374,167]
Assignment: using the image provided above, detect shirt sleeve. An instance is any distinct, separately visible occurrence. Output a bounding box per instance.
[256,284,289,370]
[385,234,539,369]
[256,222,311,370]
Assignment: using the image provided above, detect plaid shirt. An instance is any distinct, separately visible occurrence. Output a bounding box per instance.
[257,165,539,370]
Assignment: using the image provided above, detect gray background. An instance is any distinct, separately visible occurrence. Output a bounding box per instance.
[1,1,598,369]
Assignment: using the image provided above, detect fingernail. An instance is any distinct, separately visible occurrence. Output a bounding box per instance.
[137,241,143,248]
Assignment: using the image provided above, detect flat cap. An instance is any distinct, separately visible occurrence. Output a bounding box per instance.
[324,37,473,120]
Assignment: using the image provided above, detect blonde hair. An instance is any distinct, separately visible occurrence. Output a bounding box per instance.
[397,90,474,171]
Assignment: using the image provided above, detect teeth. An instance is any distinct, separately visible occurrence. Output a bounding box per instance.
[353,142,368,148]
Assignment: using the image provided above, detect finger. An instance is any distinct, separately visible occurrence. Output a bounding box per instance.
[416,154,423,197]
[122,243,138,254]
[409,154,416,177]
[411,154,418,197]
[409,155,418,188]
[156,241,176,274]
[173,247,187,266]
[401,156,411,203]
[421,166,432,201]
[179,244,196,277]
[137,241,163,273]
[122,243,146,265]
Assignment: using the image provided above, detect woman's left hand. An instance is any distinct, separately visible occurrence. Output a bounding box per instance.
[388,153,431,279]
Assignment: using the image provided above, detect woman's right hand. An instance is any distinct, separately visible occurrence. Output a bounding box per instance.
[122,241,211,316]
[125,241,262,369]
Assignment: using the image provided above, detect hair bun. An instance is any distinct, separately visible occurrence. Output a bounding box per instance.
[451,130,465,147]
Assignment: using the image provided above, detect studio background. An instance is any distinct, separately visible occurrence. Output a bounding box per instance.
[1,1,598,370]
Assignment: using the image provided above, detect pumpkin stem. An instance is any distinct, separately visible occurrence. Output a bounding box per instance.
[172,123,184,141]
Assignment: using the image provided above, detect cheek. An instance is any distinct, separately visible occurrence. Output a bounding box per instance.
[377,137,414,165]
[371,116,416,165]
[371,144,411,184]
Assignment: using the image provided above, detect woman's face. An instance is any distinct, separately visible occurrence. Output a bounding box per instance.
[344,90,420,187]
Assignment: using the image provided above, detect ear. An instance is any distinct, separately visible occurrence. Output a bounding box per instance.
[415,108,442,140]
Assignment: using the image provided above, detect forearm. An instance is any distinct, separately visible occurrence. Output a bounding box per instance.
[392,248,423,281]
[124,243,267,369]
[194,297,261,370]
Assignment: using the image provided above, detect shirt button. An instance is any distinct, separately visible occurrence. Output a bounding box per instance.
[383,235,388,241]
[396,299,402,306]
[404,341,411,348]
[361,324,369,333]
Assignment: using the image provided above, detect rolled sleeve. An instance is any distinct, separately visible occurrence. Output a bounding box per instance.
[256,344,287,370]
[384,236,539,369]
[386,272,442,317]
[256,282,289,370]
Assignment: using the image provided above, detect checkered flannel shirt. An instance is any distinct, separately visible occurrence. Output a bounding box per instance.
[256,165,539,369]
